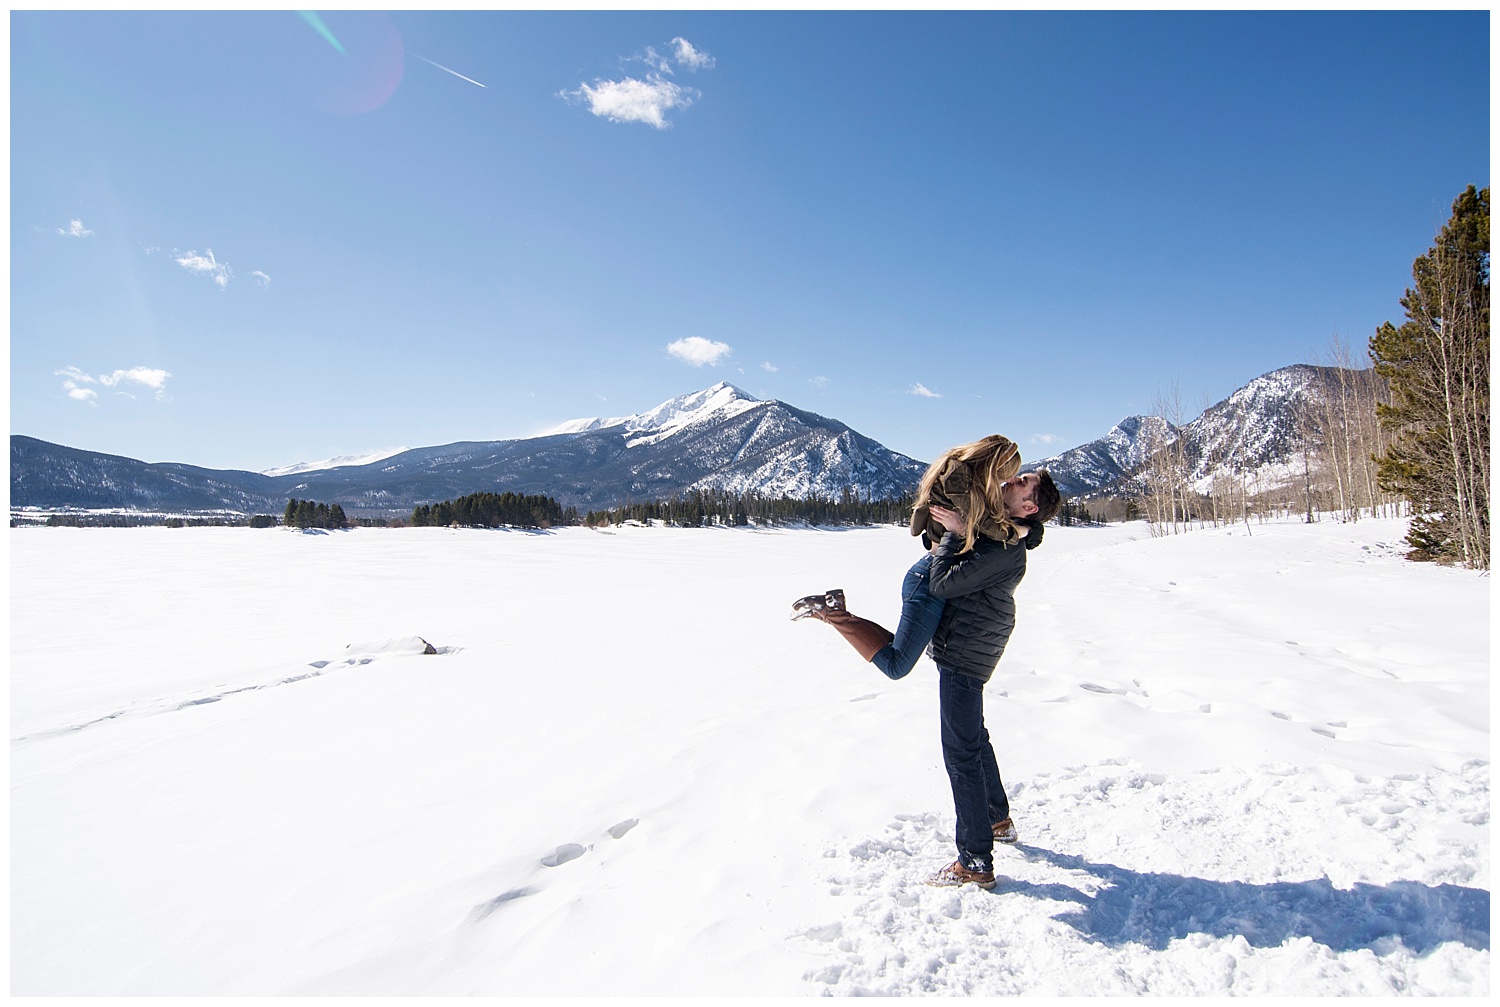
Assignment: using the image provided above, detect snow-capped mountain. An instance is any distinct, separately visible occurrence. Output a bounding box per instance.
[540,383,761,442]
[260,448,410,478]
[1024,365,1352,496]
[1021,415,1179,497]
[11,367,1365,515]
[11,383,926,514]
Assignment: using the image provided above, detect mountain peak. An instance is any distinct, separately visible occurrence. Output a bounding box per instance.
[541,383,761,438]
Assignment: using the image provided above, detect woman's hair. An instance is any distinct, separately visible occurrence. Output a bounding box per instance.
[914,434,1020,552]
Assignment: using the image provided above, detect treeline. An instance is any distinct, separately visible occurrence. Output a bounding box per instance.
[1135,364,1401,538]
[584,487,915,529]
[411,491,575,529]
[284,498,349,530]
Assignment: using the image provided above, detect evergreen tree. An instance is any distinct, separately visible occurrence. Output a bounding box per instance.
[1370,186,1489,568]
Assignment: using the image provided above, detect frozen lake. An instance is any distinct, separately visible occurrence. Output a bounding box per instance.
[9,517,1489,995]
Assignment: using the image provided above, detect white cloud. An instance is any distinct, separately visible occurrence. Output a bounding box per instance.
[666,336,733,367]
[761,361,779,372]
[58,365,172,403]
[174,248,232,288]
[57,219,94,238]
[251,270,271,288]
[1031,433,1062,446]
[672,38,715,71]
[564,37,714,128]
[910,383,943,398]
[809,375,829,388]
[564,75,695,129]
[99,367,172,392]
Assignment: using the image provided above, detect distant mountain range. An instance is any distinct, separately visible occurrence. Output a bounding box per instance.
[10,365,1356,516]
[11,383,927,515]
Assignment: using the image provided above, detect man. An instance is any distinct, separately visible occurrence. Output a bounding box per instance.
[924,470,1061,889]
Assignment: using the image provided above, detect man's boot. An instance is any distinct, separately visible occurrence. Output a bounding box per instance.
[821,609,895,662]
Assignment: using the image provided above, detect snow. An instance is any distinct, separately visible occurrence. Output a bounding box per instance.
[260,447,410,477]
[538,381,761,440]
[8,516,1489,995]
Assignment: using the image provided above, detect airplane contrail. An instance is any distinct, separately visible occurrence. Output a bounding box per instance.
[408,52,487,88]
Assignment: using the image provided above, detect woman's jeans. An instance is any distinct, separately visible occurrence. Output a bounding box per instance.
[870,554,947,681]
[938,667,1010,873]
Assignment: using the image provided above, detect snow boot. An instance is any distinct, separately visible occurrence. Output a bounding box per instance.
[925,860,996,890]
[790,589,847,621]
[992,818,1018,845]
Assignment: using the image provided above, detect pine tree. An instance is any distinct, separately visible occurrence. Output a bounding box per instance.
[1370,185,1489,568]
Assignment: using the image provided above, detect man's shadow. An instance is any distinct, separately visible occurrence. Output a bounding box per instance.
[1002,846,1488,954]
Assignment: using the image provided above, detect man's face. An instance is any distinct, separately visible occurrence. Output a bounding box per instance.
[1001,473,1040,518]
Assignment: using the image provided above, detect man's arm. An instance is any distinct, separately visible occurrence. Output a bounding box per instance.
[926,531,1027,599]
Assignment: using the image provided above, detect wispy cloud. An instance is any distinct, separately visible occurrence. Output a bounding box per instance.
[562,37,715,129]
[251,270,271,288]
[57,365,172,403]
[909,383,943,398]
[666,336,732,367]
[1030,433,1062,446]
[174,248,232,289]
[57,219,93,238]
[809,375,829,388]
[761,361,779,373]
[672,38,715,71]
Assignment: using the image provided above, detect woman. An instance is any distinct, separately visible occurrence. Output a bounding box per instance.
[794,436,1061,889]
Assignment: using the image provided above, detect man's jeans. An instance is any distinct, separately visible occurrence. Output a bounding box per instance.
[870,554,946,681]
[938,667,1010,873]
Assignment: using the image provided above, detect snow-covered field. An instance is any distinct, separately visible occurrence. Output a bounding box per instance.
[9,517,1490,995]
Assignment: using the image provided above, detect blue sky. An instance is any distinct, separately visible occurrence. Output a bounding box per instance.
[9,9,1490,472]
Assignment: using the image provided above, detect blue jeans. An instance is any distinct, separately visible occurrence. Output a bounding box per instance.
[869,554,947,681]
[939,667,1010,873]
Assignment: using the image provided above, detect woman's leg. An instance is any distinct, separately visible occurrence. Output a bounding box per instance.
[869,555,946,680]
[821,555,946,680]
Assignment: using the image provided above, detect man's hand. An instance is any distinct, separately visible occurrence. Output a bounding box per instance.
[929,504,965,535]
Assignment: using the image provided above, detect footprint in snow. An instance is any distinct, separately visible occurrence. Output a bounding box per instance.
[541,843,589,867]
[541,818,641,867]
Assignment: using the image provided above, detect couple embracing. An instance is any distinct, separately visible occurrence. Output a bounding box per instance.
[794,435,1061,889]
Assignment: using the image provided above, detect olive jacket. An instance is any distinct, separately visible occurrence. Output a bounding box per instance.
[909,437,1023,546]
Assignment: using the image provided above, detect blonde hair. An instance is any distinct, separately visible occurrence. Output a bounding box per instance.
[914,434,1021,552]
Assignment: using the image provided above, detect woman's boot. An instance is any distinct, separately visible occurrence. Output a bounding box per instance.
[820,609,895,662]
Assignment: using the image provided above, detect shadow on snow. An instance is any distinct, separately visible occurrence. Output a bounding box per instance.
[1004,847,1488,954]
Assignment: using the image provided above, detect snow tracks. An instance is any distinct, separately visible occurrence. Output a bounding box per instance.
[795,759,1489,995]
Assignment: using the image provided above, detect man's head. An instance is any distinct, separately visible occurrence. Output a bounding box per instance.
[1002,470,1062,524]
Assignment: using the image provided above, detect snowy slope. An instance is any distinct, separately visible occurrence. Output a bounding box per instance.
[8,518,1489,995]
[260,448,409,477]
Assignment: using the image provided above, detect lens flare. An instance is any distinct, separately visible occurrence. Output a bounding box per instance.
[297,11,345,55]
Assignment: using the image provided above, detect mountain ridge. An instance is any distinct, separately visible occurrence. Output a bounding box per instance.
[12,365,1360,516]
